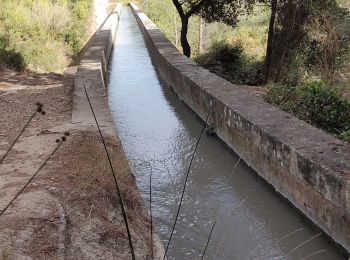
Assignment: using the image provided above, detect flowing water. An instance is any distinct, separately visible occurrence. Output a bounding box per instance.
[108,7,345,260]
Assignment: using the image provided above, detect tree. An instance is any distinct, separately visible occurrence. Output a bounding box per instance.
[263,0,349,83]
[304,0,350,81]
[171,0,244,57]
[263,0,277,81]
[270,0,309,82]
[198,17,205,54]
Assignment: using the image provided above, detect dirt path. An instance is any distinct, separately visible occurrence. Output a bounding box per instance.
[0,2,165,259]
[0,67,159,259]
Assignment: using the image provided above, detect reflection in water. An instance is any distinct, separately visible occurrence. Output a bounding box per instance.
[108,7,345,260]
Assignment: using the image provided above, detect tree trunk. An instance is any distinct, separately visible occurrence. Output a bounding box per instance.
[275,1,299,82]
[263,0,278,82]
[180,17,191,57]
[199,17,205,54]
[174,6,179,48]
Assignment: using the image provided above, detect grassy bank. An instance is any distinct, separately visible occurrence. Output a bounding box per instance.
[0,0,92,72]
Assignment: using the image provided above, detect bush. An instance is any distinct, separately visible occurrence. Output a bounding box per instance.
[195,41,243,69]
[227,5,269,60]
[0,0,92,72]
[0,35,25,71]
[297,81,350,133]
[304,1,350,82]
[195,41,264,85]
[339,130,350,142]
[64,0,91,55]
[2,51,25,71]
[265,80,350,142]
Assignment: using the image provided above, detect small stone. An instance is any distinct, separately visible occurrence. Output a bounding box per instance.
[48,187,59,195]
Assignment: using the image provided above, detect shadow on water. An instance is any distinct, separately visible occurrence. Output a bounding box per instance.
[108,6,347,260]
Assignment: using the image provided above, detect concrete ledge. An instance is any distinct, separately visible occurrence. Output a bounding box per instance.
[72,5,165,258]
[72,4,121,127]
[130,2,350,252]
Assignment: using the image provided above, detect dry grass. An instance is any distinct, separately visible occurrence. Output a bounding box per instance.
[0,69,154,259]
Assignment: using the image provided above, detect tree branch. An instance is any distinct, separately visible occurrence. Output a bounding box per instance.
[186,0,207,17]
[172,0,186,18]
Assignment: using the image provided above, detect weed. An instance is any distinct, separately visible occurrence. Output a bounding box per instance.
[265,80,350,142]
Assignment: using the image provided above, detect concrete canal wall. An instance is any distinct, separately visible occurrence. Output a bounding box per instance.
[72,5,164,258]
[73,3,121,129]
[130,2,350,252]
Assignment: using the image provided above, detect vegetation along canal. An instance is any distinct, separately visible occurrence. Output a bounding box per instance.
[108,7,345,260]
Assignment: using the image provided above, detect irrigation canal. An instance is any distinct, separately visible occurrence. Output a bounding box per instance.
[108,6,345,260]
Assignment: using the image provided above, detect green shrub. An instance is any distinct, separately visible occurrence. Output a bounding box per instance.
[195,41,243,69]
[64,0,91,55]
[339,129,350,142]
[195,41,264,85]
[0,0,92,72]
[297,81,350,133]
[264,83,298,113]
[0,35,25,70]
[2,51,25,71]
[227,5,269,60]
[265,80,350,142]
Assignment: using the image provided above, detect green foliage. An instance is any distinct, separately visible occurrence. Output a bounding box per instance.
[195,41,264,85]
[0,0,92,72]
[227,5,269,59]
[63,0,92,55]
[265,81,350,141]
[139,0,350,141]
[138,0,201,55]
[302,0,350,83]
[266,0,350,84]
[138,0,177,44]
[338,0,350,9]
[298,81,350,132]
[193,0,244,26]
[339,130,350,142]
[0,35,25,70]
[138,0,269,59]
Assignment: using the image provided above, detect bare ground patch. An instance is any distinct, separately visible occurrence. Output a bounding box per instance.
[0,69,156,259]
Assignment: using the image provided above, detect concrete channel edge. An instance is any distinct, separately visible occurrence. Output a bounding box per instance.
[72,3,165,259]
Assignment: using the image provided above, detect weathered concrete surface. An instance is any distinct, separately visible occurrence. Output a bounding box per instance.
[130,2,350,253]
[73,4,121,130]
[73,4,165,258]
